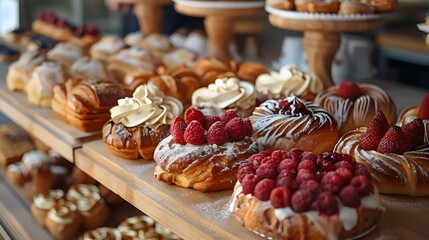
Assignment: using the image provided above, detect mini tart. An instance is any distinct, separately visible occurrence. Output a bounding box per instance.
[80,227,122,240]
[314,83,396,136]
[334,127,429,196]
[31,189,64,226]
[250,97,339,155]
[230,149,383,240]
[45,201,81,240]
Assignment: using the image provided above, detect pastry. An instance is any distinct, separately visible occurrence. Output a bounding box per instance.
[27,162,69,200]
[295,0,341,13]
[138,33,172,58]
[339,0,374,14]
[89,35,125,61]
[6,50,45,91]
[31,11,58,38]
[47,42,84,70]
[154,108,263,192]
[397,93,429,142]
[192,77,256,118]
[2,27,28,46]
[169,28,189,49]
[26,61,67,108]
[271,0,295,10]
[0,43,19,63]
[124,31,144,47]
[161,48,197,69]
[251,97,339,155]
[25,33,57,51]
[182,30,208,56]
[314,81,396,136]
[118,215,156,239]
[66,184,100,203]
[255,65,323,102]
[69,24,101,49]
[75,189,109,230]
[6,150,50,186]
[103,84,183,160]
[234,61,268,84]
[71,57,115,81]
[360,0,397,12]
[45,201,82,240]
[51,19,74,42]
[334,111,429,196]
[80,227,122,240]
[31,189,64,226]
[0,123,35,166]
[230,149,383,239]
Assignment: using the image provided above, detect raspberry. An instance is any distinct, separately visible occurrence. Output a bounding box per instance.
[335,161,354,172]
[300,152,317,162]
[205,116,221,129]
[243,119,253,137]
[220,109,237,124]
[241,174,261,194]
[170,117,187,145]
[350,176,373,196]
[316,156,325,167]
[354,163,371,178]
[272,150,287,162]
[315,171,325,181]
[291,190,314,212]
[299,180,321,197]
[277,158,297,172]
[339,186,361,208]
[225,117,247,141]
[321,172,345,194]
[335,167,353,184]
[254,179,276,201]
[297,160,317,172]
[322,161,336,172]
[237,164,253,183]
[276,176,298,191]
[207,121,228,145]
[185,107,207,128]
[270,187,292,208]
[261,156,281,166]
[296,169,316,183]
[339,153,356,165]
[184,120,206,145]
[256,162,278,180]
[290,148,304,158]
[277,169,297,179]
[313,191,339,215]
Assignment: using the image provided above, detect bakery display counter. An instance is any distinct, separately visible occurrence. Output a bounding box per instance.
[0,65,101,162]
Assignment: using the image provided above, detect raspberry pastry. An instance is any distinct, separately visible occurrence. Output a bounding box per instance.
[154,108,262,192]
[334,111,429,196]
[397,93,429,142]
[45,201,82,240]
[31,189,64,226]
[230,149,383,240]
[103,84,183,160]
[69,24,101,50]
[251,96,339,155]
[314,81,396,136]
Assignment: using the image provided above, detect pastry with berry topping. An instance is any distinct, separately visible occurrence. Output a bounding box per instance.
[103,84,183,160]
[334,111,429,196]
[31,11,59,38]
[314,81,396,135]
[69,24,101,49]
[397,93,429,142]
[153,108,262,192]
[251,96,339,155]
[230,149,383,240]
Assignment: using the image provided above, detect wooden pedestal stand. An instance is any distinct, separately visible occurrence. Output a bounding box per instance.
[174,1,264,61]
[133,0,172,34]
[268,8,383,88]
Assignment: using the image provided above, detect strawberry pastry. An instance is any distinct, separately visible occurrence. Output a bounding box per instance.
[230,149,383,239]
[153,108,262,192]
[335,111,429,196]
[251,96,339,155]
[314,81,396,135]
[397,93,429,142]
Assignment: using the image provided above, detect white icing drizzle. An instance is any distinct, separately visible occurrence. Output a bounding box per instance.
[67,184,99,201]
[110,47,156,70]
[33,189,64,210]
[47,201,77,224]
[82,227,122,240]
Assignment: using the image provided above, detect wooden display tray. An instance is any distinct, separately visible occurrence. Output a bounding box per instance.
[0,66,101,162]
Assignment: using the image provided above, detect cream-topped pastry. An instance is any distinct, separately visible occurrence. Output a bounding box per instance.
[110,84,183,129]
[66,184,99,203]
[192,77,256,118]
[81,227,122,240]
[162,48,196,68]
[251,96,339,155]
[70,57,114,81]
[46,201,82,239]
[118,215,155,238]
[33,189,65,210]
[75,191,109,230]
[256,65,323,101]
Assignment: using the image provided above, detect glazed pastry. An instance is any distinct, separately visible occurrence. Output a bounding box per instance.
[154,108,263,192]
[66,184,100,203]
[339,0,374,14]
[26,61,67,108]
[107,47,158,82]
[89,35,125,61]
[80,227,122,240]
[69,24,101,49]
[47,42,84,69]
[161,48,197,68]
[255,65,323,102]
[0,124,35,166]
[45,201,81,240]
[192,77,256,118]
[31,189,64,226]
[71,57,114,81]
[360,0,397,12]
[118,215,156,239]
[251,96,339,155]
[295,0,341,13]
[335,111,429,196]
[397,93,429,142]
[6,50,45,91]
[0,43,19,63]
[6,150,50,186]
[314,81,396,136]
[75,190,109,230]
[231,149,383,239]
[103,84,183,159]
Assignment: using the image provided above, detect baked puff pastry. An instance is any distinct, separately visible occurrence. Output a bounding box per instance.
[6,50,45,91]
[47,42,84,70]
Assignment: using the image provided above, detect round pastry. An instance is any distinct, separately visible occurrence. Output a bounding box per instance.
[31,189,64,226]
[397,93,429,142]
[360,0,396,12]
[103,84,183,160]
[338,0,374,14]
[66,184,100,203]
[45,201,81,240]
[75,190,109,230]
[154,108,263,192]
[89,35,125,61]
[138,33,172,58]
[47,42,84,70]
[251,96,339,155]
[230,149,383,239]
[80,227,122,240]
[191,77,256,118]
[27,162,69,200]
[26,61,67,108]
[295,0,341,13]
[255,65,323,102]
[314,81,396,136]
[6,50,45,91]
[334,111,429,196]
[118,215,156,239]
[71,57,115,81]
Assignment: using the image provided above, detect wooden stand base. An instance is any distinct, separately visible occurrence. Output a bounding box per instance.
[133,0,172,34]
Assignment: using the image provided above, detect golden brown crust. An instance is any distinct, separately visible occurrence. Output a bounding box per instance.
[0,124,35,166]
[338,1,374,14]
[295,1,341,13]
[236,62,268,84]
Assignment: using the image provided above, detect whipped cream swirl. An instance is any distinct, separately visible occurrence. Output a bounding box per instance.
[48,201,78,224]
[192,77,255,109]
[110,84,183,129]
[34,189,65,210]
[256,65,323,99]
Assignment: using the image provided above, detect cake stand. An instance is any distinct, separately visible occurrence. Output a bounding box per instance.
[267,6,384,88]
[174,0,265,61]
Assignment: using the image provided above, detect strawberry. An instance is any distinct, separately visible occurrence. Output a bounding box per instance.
[205,116,221,129]
[220,110,237,124]
[359,111,390,150]
[207,121,228,145]
[337,81,362,101]
[184,120,206,145]
[418,93,429,120]
[225,117,247,141]
[401,118,424,147]
[184,107,207,128]
[170,117,187,145]
[376,126,412,154]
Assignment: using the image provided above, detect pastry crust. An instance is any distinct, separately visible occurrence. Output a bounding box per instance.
[0,124,35,166]
[45,201,81,240]
[296,0,341,13]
